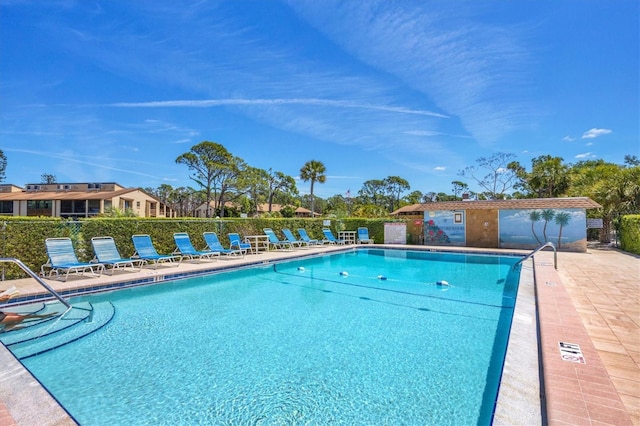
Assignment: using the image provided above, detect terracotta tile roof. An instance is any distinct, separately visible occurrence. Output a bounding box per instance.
[391,197,601,215]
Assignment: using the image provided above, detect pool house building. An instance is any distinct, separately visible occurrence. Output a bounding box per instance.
[392,197,601,252]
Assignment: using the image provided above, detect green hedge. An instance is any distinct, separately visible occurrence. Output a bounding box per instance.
[0,217,405,279]
[620,215,640,255]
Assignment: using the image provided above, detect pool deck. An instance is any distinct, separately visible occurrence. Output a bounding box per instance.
[0,243,638,425]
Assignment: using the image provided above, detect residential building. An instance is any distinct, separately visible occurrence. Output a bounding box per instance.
[0,182,174,218]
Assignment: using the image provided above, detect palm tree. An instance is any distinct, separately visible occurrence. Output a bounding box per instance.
[529,210,542,244]
[540,209,555,242]
[554,212,571,249]
[299,160,326,215]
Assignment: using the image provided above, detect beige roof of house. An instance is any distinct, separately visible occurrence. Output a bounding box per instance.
[0,188,151,202]
[391,197,601,215]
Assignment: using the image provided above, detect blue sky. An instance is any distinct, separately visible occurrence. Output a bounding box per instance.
[1,1,638,199]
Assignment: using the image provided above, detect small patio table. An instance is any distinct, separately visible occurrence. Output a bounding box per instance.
[244,235,270,253]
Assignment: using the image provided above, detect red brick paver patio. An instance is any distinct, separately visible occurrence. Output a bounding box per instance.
[535,245,639,425]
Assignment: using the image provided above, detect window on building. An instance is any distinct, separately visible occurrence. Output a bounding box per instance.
[88,200,101,214]
[0,201,13,215]
[61,200,89,214]
[26,200,52,216]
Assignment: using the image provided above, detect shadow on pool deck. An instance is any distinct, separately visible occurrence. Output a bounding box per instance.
[0,243,638,425]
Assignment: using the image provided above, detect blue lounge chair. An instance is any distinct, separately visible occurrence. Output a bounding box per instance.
[228,233,253,254]
[357,227,374,244]
[132,234,181,268]
[91,236,146,274]
[42,237,105,281]
[173,232,220,262]
[322,229,346,245]
[203,232,242,257]
[282,228,305,248]
[298,228,321,245]
[263,228,293,250]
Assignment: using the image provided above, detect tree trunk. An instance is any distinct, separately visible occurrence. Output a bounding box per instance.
[599,216,612,243]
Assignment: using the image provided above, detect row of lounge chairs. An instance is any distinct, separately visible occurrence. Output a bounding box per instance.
[265,227,333,249]
[40,228,374,281]
[41,232,249,281]
[264,227,373,249]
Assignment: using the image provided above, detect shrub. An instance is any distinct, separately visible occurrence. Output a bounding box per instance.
[0,217,406,279]
[620,215,640,255]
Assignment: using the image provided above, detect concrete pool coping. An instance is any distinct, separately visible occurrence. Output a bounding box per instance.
[0,244,637,425]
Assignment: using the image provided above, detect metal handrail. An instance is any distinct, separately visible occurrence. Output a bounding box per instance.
[515,242,557,269]
[0,258,71,309]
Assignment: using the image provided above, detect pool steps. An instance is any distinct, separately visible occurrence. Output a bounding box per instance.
[0,301,115,359]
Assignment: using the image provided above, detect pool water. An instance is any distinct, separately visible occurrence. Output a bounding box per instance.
[22,249,520,425]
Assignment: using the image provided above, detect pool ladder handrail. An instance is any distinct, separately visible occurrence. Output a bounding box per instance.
[515,242,557,270]
[0,257,71,309]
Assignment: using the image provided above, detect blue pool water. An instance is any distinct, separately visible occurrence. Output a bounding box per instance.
[22,249,521,425]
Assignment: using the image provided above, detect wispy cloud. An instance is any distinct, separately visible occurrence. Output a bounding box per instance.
[582,128,612,139]
[108,98,449,118]
[575,152,595,159]
[4,148,166,179]
[434,166,446,171]
[288,1,535,145]
[403,130,473,139]
[562,136,575,142]
[12,1,462,174]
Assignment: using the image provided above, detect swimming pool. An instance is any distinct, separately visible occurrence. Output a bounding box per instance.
[20,248,521,425]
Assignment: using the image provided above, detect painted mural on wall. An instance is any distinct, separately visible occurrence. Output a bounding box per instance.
[423,210,466,245]
[499,208,586,251]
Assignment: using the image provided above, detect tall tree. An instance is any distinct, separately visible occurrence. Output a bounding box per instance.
[451,180,468,198]
[240,167,269,215]
[0,150,6,183]
[265,168,297,212]
[213,155,247,217]
[325,194,349,217]
[176,141,233,218]
[384,176,410,212]
[168,186,203,217]
[358,179,386,207]
[624,155,640,166]
[299,160,326,215]
[41,173,57,184]
[155,184,174,204]
[568,159,640,243]
[459,152,518,199]
[405,190,424,205]
[511,155,570,198]
[423,192,437,203]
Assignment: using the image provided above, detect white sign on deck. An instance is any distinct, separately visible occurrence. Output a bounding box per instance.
[558,341,586,364]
